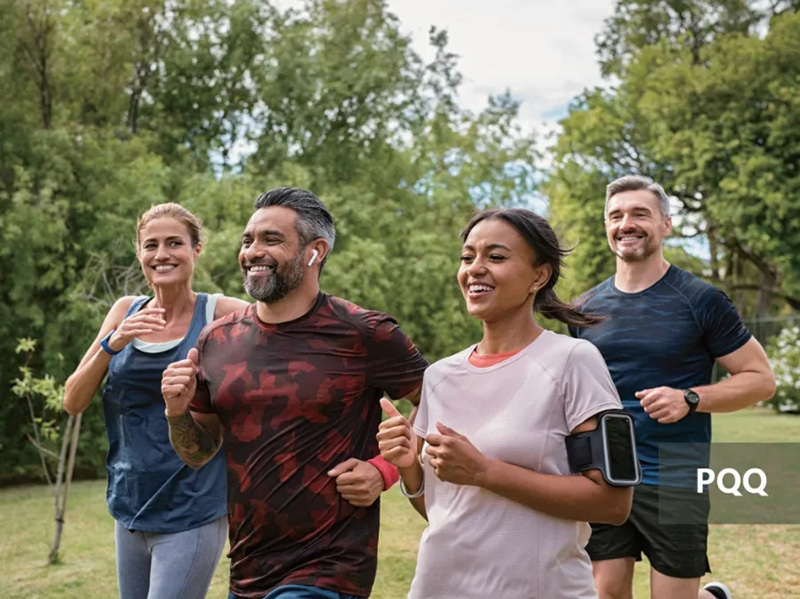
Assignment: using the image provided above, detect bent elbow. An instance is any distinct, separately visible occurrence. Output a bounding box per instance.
[764,376,777,401]
[602,489,633,526]
[62,382,81,416]
[607,509,630,527]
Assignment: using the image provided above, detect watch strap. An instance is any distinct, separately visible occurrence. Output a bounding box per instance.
[683,389,699,415]
[100,330,122,356]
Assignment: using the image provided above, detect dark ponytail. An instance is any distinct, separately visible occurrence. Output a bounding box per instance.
[535,288,603,328]
[462,208,603,329]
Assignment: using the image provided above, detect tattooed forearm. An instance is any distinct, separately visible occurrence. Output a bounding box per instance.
[166,411,220,468]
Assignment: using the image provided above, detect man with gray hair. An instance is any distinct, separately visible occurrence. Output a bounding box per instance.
[161,187,428,599]
[570,175,775,599]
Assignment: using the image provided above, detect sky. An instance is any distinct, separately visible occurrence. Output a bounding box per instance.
[273,0,617,137]
[267,1,711,257]
[383,0,616,134]
[381,0,618,214]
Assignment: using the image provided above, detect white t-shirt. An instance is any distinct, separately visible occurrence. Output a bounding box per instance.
[410,330,622,599]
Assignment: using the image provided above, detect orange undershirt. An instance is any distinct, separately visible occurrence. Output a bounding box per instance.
[468,348,521,368]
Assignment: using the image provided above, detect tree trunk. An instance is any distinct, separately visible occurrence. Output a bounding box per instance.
[755,269,776,317]
[23,4,54,130]
[48,413,81,565]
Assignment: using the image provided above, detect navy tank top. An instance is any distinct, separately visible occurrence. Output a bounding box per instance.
[102,293,227,533]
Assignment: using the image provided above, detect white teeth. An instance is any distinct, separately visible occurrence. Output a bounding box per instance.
[154,265,175,271]
[469,284,494,292]
[249,265,271,272]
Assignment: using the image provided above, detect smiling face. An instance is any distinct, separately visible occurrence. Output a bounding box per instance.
[137,217,200,287]
[239,206,308,304]
[457,218,550,323]
[605,189,672,263]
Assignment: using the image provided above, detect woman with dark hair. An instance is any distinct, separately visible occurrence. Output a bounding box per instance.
[63,203,249,599]
[378,208,634,599]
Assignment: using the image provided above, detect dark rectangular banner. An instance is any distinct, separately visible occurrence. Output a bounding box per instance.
[657,443,800,524]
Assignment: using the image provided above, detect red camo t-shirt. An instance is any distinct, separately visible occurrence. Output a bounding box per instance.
[190,293,427,598]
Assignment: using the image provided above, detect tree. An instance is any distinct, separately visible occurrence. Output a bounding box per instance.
[11,339,81,564]
[0,0,540,482]
[547,5,800,316]
[596,0,757,76]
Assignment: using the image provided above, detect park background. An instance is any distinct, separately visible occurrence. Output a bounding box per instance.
[1,0,799,597]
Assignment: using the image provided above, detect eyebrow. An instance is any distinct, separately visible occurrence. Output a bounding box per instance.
[462,243,512,251]
[608,206,653,216]
[142,235,185,243]
[242,228,286,239]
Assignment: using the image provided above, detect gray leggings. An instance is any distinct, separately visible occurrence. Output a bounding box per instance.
[115,516,228,599]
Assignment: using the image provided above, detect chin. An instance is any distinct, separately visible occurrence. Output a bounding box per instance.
[618,249,655,262]
[465,303,492,321]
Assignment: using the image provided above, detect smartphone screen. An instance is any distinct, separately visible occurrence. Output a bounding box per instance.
[604,415,638,483]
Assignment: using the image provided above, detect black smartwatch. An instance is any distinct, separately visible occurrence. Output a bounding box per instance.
[683,389,700,417]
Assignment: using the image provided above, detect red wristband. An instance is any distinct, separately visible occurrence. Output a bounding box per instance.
[367,455,400,490]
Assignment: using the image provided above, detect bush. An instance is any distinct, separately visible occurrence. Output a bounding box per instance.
[765,326,800,413]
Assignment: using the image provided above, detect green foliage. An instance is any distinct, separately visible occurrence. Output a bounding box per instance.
[9,339,66,483]
[765,326,800,413]
[547,7,800,314]
[0,0,538,478]
[596,0,757,76]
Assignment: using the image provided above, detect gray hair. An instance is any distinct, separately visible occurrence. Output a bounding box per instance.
[605,175,670,219]
[253,187,336,263]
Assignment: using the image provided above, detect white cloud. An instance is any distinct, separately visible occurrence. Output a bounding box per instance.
[273,0,616,130]
[269,0,617,172]
[384,0,616,130]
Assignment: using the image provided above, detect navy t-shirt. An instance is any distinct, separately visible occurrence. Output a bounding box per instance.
[569,266,751,485]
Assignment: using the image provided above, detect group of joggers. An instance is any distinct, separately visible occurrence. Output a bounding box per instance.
[63,176,775,599]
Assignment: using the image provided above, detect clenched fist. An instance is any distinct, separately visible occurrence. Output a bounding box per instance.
[377,398,418,469]
[425,423,489,486]
[161,347,199,417]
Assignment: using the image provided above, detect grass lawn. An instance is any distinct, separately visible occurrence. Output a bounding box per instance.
[1,407,798,598]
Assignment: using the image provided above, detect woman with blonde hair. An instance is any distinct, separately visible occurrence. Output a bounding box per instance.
[64,203,248,599]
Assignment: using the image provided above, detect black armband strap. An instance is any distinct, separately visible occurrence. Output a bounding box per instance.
[566,409,642,487]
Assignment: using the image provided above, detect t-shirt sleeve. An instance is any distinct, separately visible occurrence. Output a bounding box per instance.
[365,314,428,400]
[697,287,752,358]
[412,377,431,438]
[562,341,622,432]
[189,330,214,414]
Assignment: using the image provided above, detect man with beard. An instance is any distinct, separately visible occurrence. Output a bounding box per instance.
[160,187,427,599]
[570,175,775,599]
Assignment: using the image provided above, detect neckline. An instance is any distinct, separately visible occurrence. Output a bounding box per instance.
[461,330,551,374]
[251,292,325,331]
[469,348,521,368]
[131,293,205,351]
[611,264,674,297]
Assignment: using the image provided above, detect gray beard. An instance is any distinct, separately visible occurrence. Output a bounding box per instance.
[613,239,657,262]
[242,254,304,303]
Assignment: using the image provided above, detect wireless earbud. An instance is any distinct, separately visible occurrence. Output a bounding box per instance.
[308,249,319,266]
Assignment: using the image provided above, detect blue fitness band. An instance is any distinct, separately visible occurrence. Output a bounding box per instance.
[100,330,122,356]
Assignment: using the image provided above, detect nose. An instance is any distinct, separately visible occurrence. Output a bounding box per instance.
[466,256,488,277]
[619,213,636,230]
[155,243,170,260]
[243,241,264,263]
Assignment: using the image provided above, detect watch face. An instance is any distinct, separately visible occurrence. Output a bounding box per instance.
[685,390,700,404]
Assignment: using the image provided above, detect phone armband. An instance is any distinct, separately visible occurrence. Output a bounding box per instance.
[565,409,642,487]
